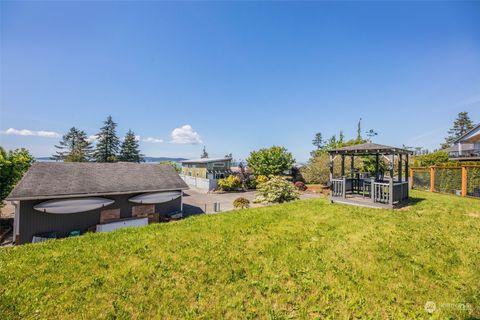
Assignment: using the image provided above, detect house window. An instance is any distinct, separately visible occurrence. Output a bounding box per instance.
[213,163,225,167]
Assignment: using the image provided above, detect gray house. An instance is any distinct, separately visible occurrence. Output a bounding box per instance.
[7,162,188,245]
[446,124,480,161]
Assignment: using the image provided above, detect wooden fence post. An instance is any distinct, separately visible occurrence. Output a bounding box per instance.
[461,166,467,197]
[430,167,435,192]
[409,168,414,189]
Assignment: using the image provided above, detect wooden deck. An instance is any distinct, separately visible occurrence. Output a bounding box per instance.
[330,194,409,209]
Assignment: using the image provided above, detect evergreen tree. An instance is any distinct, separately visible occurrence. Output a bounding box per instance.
[200,146,209,159]
[52,127,92,162]
[312,132,324,150]
[443,112,475,148]
[119,130,144,163]
[93,116,120,162]
[339,131,345,144]
[356,118,362,142]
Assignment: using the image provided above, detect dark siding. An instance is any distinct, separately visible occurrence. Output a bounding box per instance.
[18,192,182,244]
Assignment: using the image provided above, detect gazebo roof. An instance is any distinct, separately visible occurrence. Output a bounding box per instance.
[328,143,413,155]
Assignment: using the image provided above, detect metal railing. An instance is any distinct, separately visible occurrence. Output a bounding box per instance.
[448,150,480,159]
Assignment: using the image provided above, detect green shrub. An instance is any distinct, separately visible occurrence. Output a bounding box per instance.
[233,197,250,209]
[254,176,300,204]
[246,177,257,189]
[414,151,450,167]
[218,175,241,191]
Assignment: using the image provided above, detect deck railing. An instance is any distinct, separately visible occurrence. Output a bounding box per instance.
[331,179,344,197]
[331,177,409,207]
[372,182,390,204]
[392,181,409,203]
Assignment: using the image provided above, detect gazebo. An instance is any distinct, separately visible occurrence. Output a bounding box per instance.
[328,143,413,208]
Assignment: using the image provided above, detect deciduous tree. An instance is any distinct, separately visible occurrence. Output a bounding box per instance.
[0,147,34,206]
[247,146,294,176]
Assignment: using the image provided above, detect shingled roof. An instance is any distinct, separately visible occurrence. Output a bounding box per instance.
[328,143,412,155]
[7,162,188,201]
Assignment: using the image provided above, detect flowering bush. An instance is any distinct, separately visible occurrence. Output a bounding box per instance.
[233,197,250,209]
[254,176,300,204]
[294,181,307,191]
[255,175,269,186]
[218,175,241,191]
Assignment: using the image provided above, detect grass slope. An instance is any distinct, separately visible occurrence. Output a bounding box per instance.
[1,191,479,319]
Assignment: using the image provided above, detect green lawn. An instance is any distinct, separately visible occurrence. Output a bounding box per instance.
[1,191,479,319]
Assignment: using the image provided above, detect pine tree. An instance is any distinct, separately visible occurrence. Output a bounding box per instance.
[119,130,144,163]
[356,118,362,142]
[200,146,209,159]
[52,127,92,162]
[312,133,324,150]
[338,131,345,144]
[93,116,120,162]
[443,112,475,148]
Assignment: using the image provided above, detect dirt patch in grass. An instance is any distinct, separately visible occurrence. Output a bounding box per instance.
[467,211,480,218]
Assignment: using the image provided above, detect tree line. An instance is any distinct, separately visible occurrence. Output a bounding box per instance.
[52,116,144,163]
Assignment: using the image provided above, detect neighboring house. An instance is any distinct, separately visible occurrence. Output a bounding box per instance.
[180,157,233,191]
[446,124,480,161]
[6,162,188,245]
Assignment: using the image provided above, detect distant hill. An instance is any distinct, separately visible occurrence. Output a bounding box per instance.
[35,157,188,163]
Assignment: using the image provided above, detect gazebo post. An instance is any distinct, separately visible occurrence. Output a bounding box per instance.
[399,154,403,182]
[341,155,345,177]
[405,154,409,182]
[405,154,409,197]
[389,154,394,180]
[329,154,333,182]
[350,155,354,178]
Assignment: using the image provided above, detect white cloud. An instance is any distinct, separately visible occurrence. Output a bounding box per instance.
[0,127,60,138]
[87,135,98,143]
[142,137,163,143]
[170,125,202,144]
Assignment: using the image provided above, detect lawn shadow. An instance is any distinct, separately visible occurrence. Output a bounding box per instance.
[408,196,426,206]
[182,204,205,217]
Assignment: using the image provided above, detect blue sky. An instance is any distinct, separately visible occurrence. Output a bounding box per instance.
[1,1,479,162]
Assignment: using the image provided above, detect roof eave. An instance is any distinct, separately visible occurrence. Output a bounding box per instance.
[6,186,189,202]
[453,123,480,143]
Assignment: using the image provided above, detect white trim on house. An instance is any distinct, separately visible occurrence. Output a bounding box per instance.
[13,201,19,243]
[180,193,183,212]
